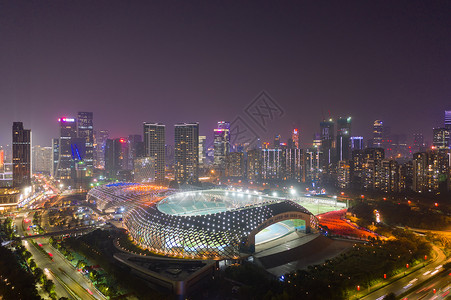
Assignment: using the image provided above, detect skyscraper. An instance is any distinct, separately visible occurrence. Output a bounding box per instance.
[32,145,52,174]
[104,138,122,178]
[143,123,166,184]
[432,128,450,149]
[174,123,199,185]
[320,119,334,169]
[56,117,77,181]
[350,136,364,150]
[445,110,451,131]
[213,121,230,173]
[77,112,94,176]
[372,120,383,148]
[336,117,352,161]
[291,128,300,148]
[12,122,31,187]
[94,129,109,169]
[198,136,207,168]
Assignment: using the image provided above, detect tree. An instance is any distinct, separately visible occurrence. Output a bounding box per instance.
[29,258,37,271]
[33,267,45,284]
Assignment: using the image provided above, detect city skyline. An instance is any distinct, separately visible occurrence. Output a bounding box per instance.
[1,1,450,146]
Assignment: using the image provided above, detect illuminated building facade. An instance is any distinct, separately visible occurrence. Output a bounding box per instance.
[336,117,352,162]
[198,136,207,168]
[350,136,364,150]
[225,152,244,178]
[175,123,199,185]
[372,120,383,148]
[12,122,31,188]
[432,128,450,149]
[413,150,450,193]
[213,121,230,173]
[319,119,334,169]
[77,112,94,176]
[56,117,77,181]
[247,149,261,181]
[94,129,109,169]
[262,149,284,180]
[134,157,156,183]
[284,148,302,181]
[291,128,300,149]
[144,123,166,183]
[337,160,350,189]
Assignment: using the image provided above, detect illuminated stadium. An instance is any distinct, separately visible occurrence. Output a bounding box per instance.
[88,184,345,259]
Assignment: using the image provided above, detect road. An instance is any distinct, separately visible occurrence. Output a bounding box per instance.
[361,245,448,300]
[401,269,450,299]
[15,212,106,300]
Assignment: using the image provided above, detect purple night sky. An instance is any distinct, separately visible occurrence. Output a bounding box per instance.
[0,1,450,147]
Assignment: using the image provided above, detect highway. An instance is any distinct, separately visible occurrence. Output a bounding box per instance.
[361,245,449,300]
[401,269,450,299]
[15,212,106,300]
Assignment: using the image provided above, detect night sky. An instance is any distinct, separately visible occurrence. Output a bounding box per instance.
[1,1,450,147]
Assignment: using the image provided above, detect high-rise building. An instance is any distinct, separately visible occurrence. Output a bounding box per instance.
[337,160,350,189]
[127,134,143,170]
[291,129,300,149]
[320,119,334,169]
[51,138,60,177]
[213,121,230,173]
[246,149,261,181]
[445,110,451,131]
[174,123,199,185]
[350,136,364,150]
[77,112,94,176]
[94,130,109,169]
[372,120,383,148]
[274,134,281,149]
[56,117,77,181]
[336,117,352,161]
[284,148,302,181]
[198,136,207,168]
[12,122,31,187]
[432,128,450,149]
[225,152,244,178]
[143,123,165,184]
[413,149,450,193]
[104,138,122,178]
[262,149,284,180]
[32,145,52,174]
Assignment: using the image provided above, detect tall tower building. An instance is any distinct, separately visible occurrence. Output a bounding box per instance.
[174,123,199,185]
[94,130,109,169]
[104,138,122,178]
[373,120,383,148]
[320,119,334,168]
[274,134,281,149]
[291,128,300,148]
[51,139,60,177]
[77,112,94,176]
[432,128,450,149]
[445,110,451,131]
[336,117,352,161]
[56,117,77,181]
[350,136,364,150]
[198,136,207,168]
[213,121,230,172]
[12,122,31,187]
[143,123,166,184]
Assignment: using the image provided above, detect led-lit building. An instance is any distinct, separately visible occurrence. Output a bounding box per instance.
[12,122,31,188]
[350,136,364,150]
[262,149,284,180]
[413,149,450,193]
[77,112,94,176]
[56,117,77,181]
[336,117,352,162]
[94,129,109,169]
[380,159,399,193]
[213,121,230,173]
[174,123,199,185]
[104,138,123,178]
[337,160,350,189]
[246,149,262,181]
[432,128,450,149]
[284,148,302,182]
[319,119,334,169]
[225,152,244,178]
[445,110,451,131]
[372,120,383,148]
[291,128,300,148]
[198,136,207,168]
[144,123,166,184]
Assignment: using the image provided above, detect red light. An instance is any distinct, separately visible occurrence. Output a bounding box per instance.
[120,138,126,144]
[384,274,386,279]
[357,286,360,291]
[48,253,53,257]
